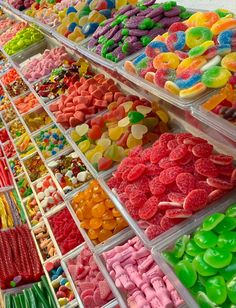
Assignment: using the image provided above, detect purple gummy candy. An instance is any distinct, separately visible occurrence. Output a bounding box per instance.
[112,29,123,42]
[93,21,113,38]
[152,14,163,23]
[88,38,97,49]
[126,16,146,29]
[95,44,103,55]
[114,5,132,17]
[112,46,122,57]
[159,16,181,28]
[129,29,148,36]
[143,0,155,6]
[164,7,181,17]
[137,8,153,16]
[124,36,138,43]
[104,25,119,39]
[130,41,143,52]
[149,27,166,39]
[124,7,140,18]
[146,7,164,18]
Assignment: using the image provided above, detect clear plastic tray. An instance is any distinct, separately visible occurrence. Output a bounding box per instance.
[98,116,236,248]
[193,101,236,143]
[61,242,120,308]
[152,195,236,308]
[117,56,216,110]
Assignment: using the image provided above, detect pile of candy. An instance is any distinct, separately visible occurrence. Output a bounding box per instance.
[23,107,52,132]
[48,151,92,194]
[71,93,169,171]
[21,46,72,83]
[0,51,11,74]
[4,276,56,308]
[0,128,10,143]
[34,175,63,212]
[88,1,191,62]
[124,11,236,99]
[163,202,236,307]
[9,156,23,177]
[14,92,40,114]
[0,191,23,229]
[24,196,42,227]
[0,158,12,188]
[103,236,184,307]
[8,0,34,10]
[15,133,36,158]
[71,180,128,244]
[16,175,32,199]
[34,124,68,159]
[34,60,91,102]
[8,119,26,139]
[46,260,75,306]
[2,104,17,123]
[48,207,84,255]
[3,27,44,56]
[0,224,43,289]
[3,140,16,158]
[67,245,114,307]
[33,222,57,260]
[49,74,120,129]
[202,83,236,125]
[0,22,26,46]
[107,132,236,240]
[23,154,47,182]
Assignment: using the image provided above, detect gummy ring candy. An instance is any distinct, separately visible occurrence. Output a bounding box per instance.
[204,45,232,60]
[153,67,176,88]
[153,52,179,70]
[176,56,207,76]
[186,27,213,49]
[145,40,168,58]
[185,12,205,27]
[201,55,221,71]
[201,66,232,88]
[189,41,215,58]
[179,82,206,99]
[176,73,202,89]
[221,52,236,72]
[166,31,186,51]
[201,12,220,28]
[218,29,236,46]
[211,18,236,36]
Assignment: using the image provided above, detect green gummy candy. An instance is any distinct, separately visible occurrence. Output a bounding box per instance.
[177,5,186,12]
[138,18,154,30]
[138,4,147,10]
[161,251,179,267]
[219,256,236,281]
[141,36,152,47]
[213,217,236,233]
[196,291,221,308]
[175,260,197,288]
[218,231,236,252]
[205,276,227,305]
[173,235,189,258]
[190,279,206,296]
[122,42,129,54]
[185,239,204,256]
[227,276,236,304]
[193,254,217,277]
[180,11,193,19]
[151,4,160,8]
[122,29,129,36]
[128,111,144,124]
[204,247,232,269]
[202,213,225,231]
[226,203,236,217]
[194,230,218,249]
[183,253,194,263]
[162,2,172,11]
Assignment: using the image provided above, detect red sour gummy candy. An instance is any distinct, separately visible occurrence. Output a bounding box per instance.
[183,189,208,212]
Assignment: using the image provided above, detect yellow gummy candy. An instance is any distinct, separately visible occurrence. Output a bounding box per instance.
[97,138,111,149]
[121,101,133,112]
[127,133,142,148]
[76,123,89,136]
[79,16,88,27]
[118,117,130,128]
[131,124,148,140]
[136,105,152,115]
[108,126,124,141]
[78,140,91,153]
[91,152,103,164]
[156,110,169,124]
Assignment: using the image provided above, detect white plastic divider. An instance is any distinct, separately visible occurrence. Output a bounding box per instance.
[151,195,236,308]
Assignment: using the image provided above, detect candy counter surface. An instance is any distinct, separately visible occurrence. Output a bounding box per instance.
[0,2,235,308]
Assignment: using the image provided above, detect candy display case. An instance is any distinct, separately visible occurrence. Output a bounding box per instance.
[152,196,236,308]
[0,2,235,308]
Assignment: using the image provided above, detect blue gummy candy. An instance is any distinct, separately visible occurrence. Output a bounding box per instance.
[51,150,57,155]
[99,9,111,18]
[218,30,233,45]
[175,74,201,89]
[60,278,68,285]
[68,22,78,32]
[106,0,115,9]
[82,22,99,36]
[133,53,147,65]
[173,31,186,50]
[56,266,64,276]
[147,41,168,52]
[217,44,232,55]
[51,274,58,280]
[66,6,77,14]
